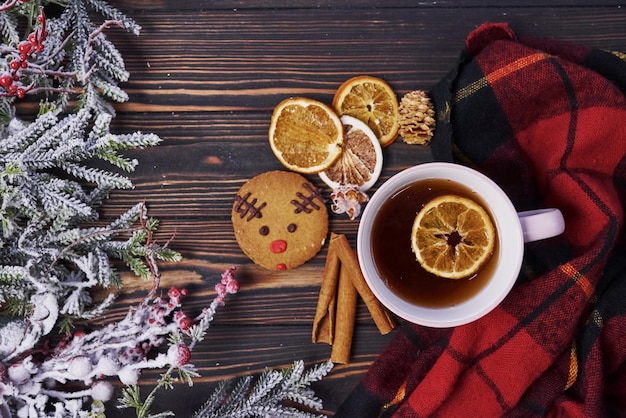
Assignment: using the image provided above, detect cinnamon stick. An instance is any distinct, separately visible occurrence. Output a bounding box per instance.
[312,238,340,344]
[332,234,396,335]
[330,262,358,364]
[312,233,396,364]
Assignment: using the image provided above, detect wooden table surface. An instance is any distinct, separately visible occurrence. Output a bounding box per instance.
[98,1,626,415]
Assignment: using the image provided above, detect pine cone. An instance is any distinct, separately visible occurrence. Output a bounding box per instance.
[398,90,436,145]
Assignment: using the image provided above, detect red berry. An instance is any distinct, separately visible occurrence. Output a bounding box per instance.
[168,287,180,299]
[176,314,192,331]
[174,311,193,330]
[167,344,191,367]
[16,88,25,99]
[226,280,239,294]
[181,317,193,330]
[18,41,32,55]
[0,75,12,87]
[9,61,19,70]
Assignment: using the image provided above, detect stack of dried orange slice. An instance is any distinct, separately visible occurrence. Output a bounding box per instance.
[269,76,400,180]
[269,97,344,174]
[333,75,400,148]
[318,115,383,192]
[268,76,400,219]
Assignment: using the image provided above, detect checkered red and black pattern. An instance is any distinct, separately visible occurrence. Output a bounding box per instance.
[336,23,626,417]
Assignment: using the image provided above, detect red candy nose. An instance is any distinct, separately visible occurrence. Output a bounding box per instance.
[270,239,287,254]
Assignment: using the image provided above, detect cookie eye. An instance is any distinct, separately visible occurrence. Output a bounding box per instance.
[259,226,270,236]
[287,223,297,233]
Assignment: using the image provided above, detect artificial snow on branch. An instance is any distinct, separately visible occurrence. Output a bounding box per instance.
[0,0,165,338]
[1,1,334,416]
[0,0,181,415]
[191,360,334,418]
[4,265,240,417]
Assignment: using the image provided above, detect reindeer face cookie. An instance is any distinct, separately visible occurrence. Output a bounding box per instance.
[232,171,328,270]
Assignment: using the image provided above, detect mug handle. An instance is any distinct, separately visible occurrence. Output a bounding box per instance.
[518,209,565,243]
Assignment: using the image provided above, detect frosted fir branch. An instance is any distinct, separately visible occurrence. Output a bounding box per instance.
[0,11,19,45]
[1,1,139,108]
[0,111,58,154]
[82,20,128,83]
[106,202,144,230]
[85,0,142,35]
[97,131,163,151]
[94,146,138,172]
[248,369,284,405]
[0,265,27,282]
[191,361,334,418]
[91,72,129,102]
[55,225,121,249]
[42,186,94,218]
[0,200,181,337]
[60,161,134,189]
[65,291,116,320]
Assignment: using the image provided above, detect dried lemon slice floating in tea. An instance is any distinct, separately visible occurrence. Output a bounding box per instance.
[269,97,344,174]
[411,194,496,279]
[319,115,383,192]
[333,75,400,147]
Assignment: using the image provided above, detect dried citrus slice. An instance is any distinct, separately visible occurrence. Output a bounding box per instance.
[332,75,400,147]
[269,97,344,174]
[411,195,496,279]
[318,115,383,192]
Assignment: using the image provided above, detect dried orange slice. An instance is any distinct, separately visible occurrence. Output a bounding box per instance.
[269,97,344,174]
[411,195,496,279]
[332,75,400,147]
[318,115,383,192]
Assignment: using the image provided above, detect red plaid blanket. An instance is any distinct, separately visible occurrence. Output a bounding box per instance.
[336,23,626,417]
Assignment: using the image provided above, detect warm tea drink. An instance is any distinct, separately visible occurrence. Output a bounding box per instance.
[358,162,563,327]
[371,178,499,308]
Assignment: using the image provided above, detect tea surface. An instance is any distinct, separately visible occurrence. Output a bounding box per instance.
[371,178,499,308]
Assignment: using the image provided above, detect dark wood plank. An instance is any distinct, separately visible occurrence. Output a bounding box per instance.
[103,118,431,216]
[105,7,626,115]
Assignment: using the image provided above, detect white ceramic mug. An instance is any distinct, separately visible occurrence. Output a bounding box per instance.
[357,162,565,328]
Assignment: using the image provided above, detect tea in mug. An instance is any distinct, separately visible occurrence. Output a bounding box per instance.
[370,178,499,308]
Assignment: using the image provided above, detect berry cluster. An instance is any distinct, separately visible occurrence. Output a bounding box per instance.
[0,8,47,98]
[0,265,238,415]
[145,286,192,328]
[215,267,239,305]
[51,285,196,379]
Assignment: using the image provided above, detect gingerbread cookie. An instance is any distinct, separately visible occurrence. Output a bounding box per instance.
[232,171,328,270]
